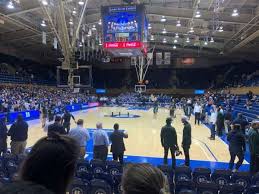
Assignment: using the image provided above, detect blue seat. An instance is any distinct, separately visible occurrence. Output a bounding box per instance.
[93,172,114,188]
[0,158,6,178]
[3,153,18,178]
[90,179,112,194]
[193,168,211,185]
[211,169,232,188]
[67,178,89,194]
[219,183,244,194]
[90,159,106,174]
[175,179,195,194]
[106,161,123,175]
[231,171,251,189]
[75,159,92,181]
[197,181,218,194]
[175,166,192,182]
[252,172,259,186]
[245,185,259,194]
[113,173,122,194]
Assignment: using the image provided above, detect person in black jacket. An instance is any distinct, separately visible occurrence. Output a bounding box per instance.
[181,116,192,166]
[232,113,249,134]
[160,117,178,168]
[8,114,28,155]
[227,124,246,172]
[47,116,66,137]
[0,117,7,155]
[61,110,75,134]
[109,123,128,164]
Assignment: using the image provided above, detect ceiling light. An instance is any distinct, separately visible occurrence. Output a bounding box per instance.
[98,19,102,25]
[173,45,176,49]
[204,41,208,45]
[92,25,96,30]
[150,35,154,41]
[99,42,103,46]
[210,37,214,43]
[162,28,167,34]
[78,0,84,5]
[161,16,166,22]
[87,29,92,37]
[72,8,77,15]
[186,37,190,43]
[174,39,178,43]
[41,20,46,27]
[189,27,194,33]
[175,33,179,38]
[79,42,83,47]
[162,38,167,43]
[69,18,73,25]
[232,8,239,17]
[195,10,201,18]
[42,0,48,5]
[176,20,181,27]
[7,1,14,9]
[148,23,152,29]
[218,26,223,32]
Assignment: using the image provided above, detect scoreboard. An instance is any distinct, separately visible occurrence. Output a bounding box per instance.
[101,4,148,57]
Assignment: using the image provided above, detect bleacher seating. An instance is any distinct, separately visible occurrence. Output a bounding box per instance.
[0,152,259,194]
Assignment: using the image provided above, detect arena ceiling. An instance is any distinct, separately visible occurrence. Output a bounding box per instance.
[0,0,259,65]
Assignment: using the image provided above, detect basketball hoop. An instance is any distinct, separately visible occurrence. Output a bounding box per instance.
[135,85,146,94]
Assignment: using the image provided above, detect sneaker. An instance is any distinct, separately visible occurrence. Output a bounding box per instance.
[208,137,215,140]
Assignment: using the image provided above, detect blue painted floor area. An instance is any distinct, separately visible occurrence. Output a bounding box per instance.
[86,128,249,172]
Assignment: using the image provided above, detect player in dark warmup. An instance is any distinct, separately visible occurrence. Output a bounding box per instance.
[153,100,159,115]
[61,109,76,134]
[41,106,47,128]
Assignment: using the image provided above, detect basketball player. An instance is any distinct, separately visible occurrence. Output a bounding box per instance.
[153,99,159,115]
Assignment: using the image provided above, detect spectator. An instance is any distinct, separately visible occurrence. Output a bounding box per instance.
[216,106,224,136]
[8,114,28,155]
[209,105,217,140]
[0,117,7,155]
[224,108,232,133]
[160,117,178,169]
[0,181,55,194]
[69,119,90,158]
[61,110,75,134]
[109,123,128,164]
[93,122,109,162]
[227,124,246,172]
[181,116,191,166]
[4,134,79,194]
[122,163,170,194]
[248,121,259,174]
[47,116,66,137]
[193,102,202,125]
[232,113,249,134]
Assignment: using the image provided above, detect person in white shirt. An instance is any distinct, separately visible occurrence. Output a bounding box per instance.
[209,105,217,140]
[69,119,90,158]
[193,102,202,125]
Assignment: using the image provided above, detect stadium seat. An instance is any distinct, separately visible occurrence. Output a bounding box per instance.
[75,159,92,181]
[175,166,192,182]
[67,178,89,194]
[252,172,259,186]
[0,158,6,178]
[113,173,122,194]
[175,179,196,194]
[93,172,114,188]
[90,179,112,194]
[196,181,218,194]
[90,159,106,174]
[219,183,244,194]
[231,171,251,189]
[211,169,232,187]
[3,153,18,178]
[193,168,211,185]
[245,185,259,194]
[106,160,123,175]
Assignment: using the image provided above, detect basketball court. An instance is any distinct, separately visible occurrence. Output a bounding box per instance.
[9,106,249,171]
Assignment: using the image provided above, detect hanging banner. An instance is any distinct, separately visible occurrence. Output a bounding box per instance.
[131,57,137,66]
[147,52,153,65]
[164,52,171,65]
[42,32,46,44]
[156,52,162,65]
